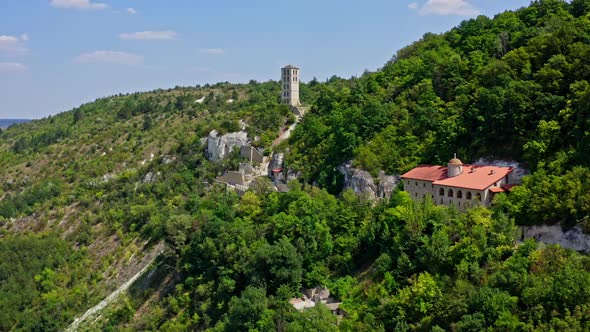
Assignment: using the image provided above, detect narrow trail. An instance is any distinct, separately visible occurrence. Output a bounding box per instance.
[271,106,307,147]
[65,245,164,332]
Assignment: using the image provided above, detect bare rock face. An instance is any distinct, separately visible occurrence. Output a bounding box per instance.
[286,170,301,182]
[522,224,590,253]
[269,153,284,174]
[142,171,159,183]
[339,162,399,200]
[339,162,378,200]
[207,130,250,161]
[378,171,399,199]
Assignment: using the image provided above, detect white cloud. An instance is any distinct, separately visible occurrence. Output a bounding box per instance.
[74,51,143,65]
[408,2,419,10]
[419,0,480,16]
[118,30,177,41]
[0,62,27,72]
[50,0,109,10]
[0,34,29,55]
[126,7,137,14]
[200,48,224,55]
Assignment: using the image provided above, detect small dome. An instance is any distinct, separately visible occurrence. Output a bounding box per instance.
[449,157,463,165]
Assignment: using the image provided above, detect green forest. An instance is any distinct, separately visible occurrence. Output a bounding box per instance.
[0,0,590,331]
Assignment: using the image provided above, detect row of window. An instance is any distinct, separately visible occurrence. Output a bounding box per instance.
[438,188,480,200]
[412,181,430,188]
[413,192,476,208]
[283,77,298,83]
[283,69,298,76]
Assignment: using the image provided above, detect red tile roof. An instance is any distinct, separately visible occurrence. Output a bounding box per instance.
[401,165,448,182]
[490,187,506,193]
[402,164,513,191]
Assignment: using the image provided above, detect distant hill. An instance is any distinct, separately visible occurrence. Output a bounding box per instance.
[0,119,30,129]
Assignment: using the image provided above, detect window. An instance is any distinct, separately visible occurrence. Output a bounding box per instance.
[439,188,444,196]
[423,183,426,187]
[457,190,463,199]
[476,193,482,201]
[448,189,454,197]
[415,181,418,186]
[466,192,472,200]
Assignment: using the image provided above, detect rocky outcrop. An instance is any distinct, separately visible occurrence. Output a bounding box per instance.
[289,286,345,321]
[286,170,301,182]
[339,163,378,199]
[269,153,285,177]
[522,224,590,253]
[339,162,399,200]
[378,171,399,200]
[142,171,158,183]
[207,130,250,161]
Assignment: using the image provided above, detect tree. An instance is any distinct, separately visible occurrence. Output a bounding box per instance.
[225,287,271,332]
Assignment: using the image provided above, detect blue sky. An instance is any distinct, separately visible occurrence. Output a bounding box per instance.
[0,0,532,119]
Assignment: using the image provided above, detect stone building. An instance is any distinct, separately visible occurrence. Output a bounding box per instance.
[281,65,300,106]
[401,156,514,209]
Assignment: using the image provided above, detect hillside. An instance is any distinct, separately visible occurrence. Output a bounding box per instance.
[1,1,590,331]
[0,81,303,330]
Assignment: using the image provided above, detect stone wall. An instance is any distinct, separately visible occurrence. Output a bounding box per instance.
[240,146,265,164]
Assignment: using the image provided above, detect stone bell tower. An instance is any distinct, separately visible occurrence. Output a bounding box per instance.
[281,65,300,106]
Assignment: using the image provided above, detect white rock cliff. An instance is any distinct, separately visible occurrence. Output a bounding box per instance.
[207,130,250,161]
